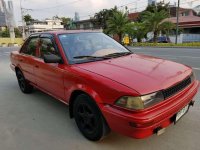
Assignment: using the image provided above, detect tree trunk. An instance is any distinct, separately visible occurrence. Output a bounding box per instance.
[118,34,122,44]
[137,37,142,43]
[153,31,158,43]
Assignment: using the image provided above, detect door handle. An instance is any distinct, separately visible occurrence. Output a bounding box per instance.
[35,65,39,68]
[19,59,23,62]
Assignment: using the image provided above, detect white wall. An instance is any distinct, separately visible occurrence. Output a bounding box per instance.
[28,21,64,33]
[169,34,183,43]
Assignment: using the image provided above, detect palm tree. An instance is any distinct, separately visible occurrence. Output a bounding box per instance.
[94,7,118,30]
[160,21,175,36]
[106,11,129,43]
[24,14,34,25]
[142,9,174,42]
[125,22,148,42]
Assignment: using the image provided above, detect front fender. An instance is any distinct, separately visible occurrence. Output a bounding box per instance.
[66,83,104,104]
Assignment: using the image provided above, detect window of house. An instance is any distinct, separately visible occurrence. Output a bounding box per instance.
[83,23,90,29]
[182,11,189,16]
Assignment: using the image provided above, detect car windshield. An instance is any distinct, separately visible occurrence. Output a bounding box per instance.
[58,32,131,64]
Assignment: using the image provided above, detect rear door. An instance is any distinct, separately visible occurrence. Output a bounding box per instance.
[18,35,39,84]
[34,34,65,100]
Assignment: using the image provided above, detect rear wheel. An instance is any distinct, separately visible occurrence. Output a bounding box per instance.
[73,94,110,141]
[16,70,33,94]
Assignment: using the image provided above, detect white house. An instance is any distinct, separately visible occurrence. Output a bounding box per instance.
[27,18,64,34]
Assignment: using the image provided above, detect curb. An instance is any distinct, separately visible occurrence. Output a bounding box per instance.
[0,44,20,47]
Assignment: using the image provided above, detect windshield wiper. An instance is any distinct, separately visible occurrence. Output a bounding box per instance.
[73,55,109,60]
[73,52,132,61]
[103,52,132,58]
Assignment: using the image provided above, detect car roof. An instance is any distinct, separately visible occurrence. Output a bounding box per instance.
[30,30,102,36]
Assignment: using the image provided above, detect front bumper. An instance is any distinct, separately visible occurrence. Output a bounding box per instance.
[102,80,199,139]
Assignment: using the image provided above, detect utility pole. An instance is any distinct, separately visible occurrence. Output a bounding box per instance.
[134,1,137,12]
[20,0,26,39]
[175,0,180,44]
[167,4,171,37]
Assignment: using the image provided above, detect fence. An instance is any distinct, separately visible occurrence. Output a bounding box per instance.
[182,34,200,43]
[169,34,200,43]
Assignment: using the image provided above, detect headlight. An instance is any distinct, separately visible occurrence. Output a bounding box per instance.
[115,96,144,110]
[115,91,164,110]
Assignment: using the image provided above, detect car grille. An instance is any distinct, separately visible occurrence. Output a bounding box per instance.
[163,75,192,99]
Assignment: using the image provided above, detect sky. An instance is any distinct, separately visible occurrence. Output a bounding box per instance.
[6,0,200,26]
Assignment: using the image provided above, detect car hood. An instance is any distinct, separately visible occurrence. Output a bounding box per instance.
[75,54,192,94]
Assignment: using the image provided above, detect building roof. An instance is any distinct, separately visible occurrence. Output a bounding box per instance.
[165,16,200,28]
[169,7,197,17]
[128,12,140,21]
[167,16,200,23]
[74,18,96,24]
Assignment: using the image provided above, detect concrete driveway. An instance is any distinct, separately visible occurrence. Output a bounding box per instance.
[0,47,199,150]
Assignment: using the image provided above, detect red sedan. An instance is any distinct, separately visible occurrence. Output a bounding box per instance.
[10,30,199,141]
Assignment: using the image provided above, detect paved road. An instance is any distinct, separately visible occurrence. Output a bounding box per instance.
[130,47,200,76]
[0,47,200,150]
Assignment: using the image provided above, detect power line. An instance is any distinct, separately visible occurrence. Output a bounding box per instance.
[22,0,85,11]
[175,0,180,44]
[22,0,200,20]
[77,0,200,19]
[80,0,147,19]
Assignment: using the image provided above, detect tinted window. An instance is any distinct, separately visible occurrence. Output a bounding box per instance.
[21,37,38,55]
[39,38,58,58]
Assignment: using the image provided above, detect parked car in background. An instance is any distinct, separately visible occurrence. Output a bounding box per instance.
[10,30,199,141]
[148,36,171,43]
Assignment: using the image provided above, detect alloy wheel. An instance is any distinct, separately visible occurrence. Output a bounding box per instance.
[76,103,97,134]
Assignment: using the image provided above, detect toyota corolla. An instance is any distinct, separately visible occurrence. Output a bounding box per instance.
[10,31,199,141]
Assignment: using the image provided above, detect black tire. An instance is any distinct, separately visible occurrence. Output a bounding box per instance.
[73,94,110,141]
[16,69,33,94]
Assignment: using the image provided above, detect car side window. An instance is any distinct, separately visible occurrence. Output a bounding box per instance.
[39,38,58,58]
[21,37,38,56]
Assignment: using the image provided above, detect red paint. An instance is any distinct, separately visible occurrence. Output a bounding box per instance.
[10,31,199,139]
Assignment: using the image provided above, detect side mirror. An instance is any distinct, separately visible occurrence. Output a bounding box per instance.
[43,54,62,63]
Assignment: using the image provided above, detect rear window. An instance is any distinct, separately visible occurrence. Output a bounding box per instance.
[21,37,39,56]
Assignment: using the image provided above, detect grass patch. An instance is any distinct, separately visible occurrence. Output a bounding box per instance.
[131,42,200,47]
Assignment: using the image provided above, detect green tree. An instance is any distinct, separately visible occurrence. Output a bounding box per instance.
[146,2,169,13]
[142,9,173,42]
[94,6,118,30]
[160,21,175,36]
[106,11,130,43]
[138,2,170,22]
[24,14,34,25]
[60,17,71,28]
[14,28,22,38]
[125,22,148,42]
[0,28,10,37]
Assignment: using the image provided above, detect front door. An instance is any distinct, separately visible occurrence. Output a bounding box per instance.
[34,34,65,100]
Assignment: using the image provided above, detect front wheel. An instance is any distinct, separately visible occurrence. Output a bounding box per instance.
[73,94,110,141]
[16,70,33,94]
